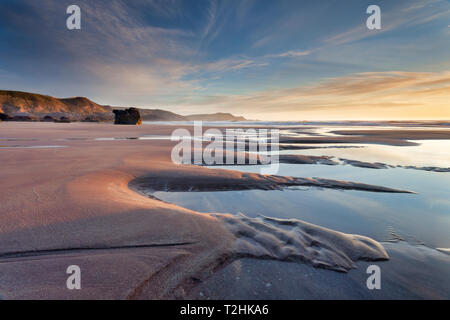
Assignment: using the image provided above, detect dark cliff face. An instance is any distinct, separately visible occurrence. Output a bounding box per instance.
[113,108,142,125]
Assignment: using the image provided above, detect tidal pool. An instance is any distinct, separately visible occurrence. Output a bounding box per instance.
[149,122,450,250]
[154,163,450,249]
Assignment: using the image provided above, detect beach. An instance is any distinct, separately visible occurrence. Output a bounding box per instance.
[0,122,449,299]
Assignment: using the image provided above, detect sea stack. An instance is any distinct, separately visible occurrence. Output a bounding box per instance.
[113,108,142,125]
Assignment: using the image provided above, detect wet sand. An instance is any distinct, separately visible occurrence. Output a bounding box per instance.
[331,129,450,140]
[0,123,236,299]
[187,242,450,300]
[0,122,448,299]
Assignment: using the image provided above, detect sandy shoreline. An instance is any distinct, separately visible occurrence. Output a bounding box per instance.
[0,123,236,299]
[0,122,448,299]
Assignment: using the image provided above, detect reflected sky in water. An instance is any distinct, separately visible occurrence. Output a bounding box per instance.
[282,139,450,168]
[6,123,448,247]
[155,137,450,249]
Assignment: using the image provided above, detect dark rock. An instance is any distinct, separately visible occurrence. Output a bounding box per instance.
[113,108,142,125]
[54,116,71,123]
[0,113,12,121]
[10,115,34,121]
[81,116,100,122]
[41,115,55,122]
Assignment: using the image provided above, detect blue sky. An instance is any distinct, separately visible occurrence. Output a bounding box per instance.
[0,0,449,119]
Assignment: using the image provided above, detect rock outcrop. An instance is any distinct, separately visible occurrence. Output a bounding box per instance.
[113,108,142,125]
[54,116,71,123]
[10,114,35,121]
[0,112,11,121]
[81,116,100,122]
[41,115,55,122]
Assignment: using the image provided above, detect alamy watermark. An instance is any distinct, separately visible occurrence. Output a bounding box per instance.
[366,5,381,30]
[170,122,280,175]
[65,4,381,31]
[66,5,81,30]
[366,265,381,290]
[66,265,81,290]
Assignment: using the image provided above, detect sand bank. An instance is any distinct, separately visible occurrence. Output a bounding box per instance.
[130,168,415,194]
[332,129,450,140]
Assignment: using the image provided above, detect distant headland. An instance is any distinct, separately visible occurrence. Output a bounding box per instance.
[0,90,248,123]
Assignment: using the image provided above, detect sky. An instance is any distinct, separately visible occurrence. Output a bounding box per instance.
[0,0,449,120]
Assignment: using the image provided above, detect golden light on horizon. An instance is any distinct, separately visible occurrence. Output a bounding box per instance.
[183,71,450,121]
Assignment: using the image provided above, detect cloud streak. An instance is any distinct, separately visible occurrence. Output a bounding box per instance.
[176,71,450,120]
[323,0,450,45]
[265,50,312,58]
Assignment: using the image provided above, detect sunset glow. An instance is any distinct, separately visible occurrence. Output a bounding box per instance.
[0,0,449,120]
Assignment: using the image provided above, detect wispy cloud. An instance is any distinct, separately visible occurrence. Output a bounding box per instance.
[323,0,450,45]
[176,71,450,120]
[200,58,268,72]
[202,0,218,39]
[265,50,312,58]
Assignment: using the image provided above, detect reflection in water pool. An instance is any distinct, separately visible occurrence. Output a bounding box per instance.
[154,163,450,250]
[282,139,450,168]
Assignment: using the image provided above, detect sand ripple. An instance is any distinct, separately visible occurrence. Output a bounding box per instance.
[216,213,389,272]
